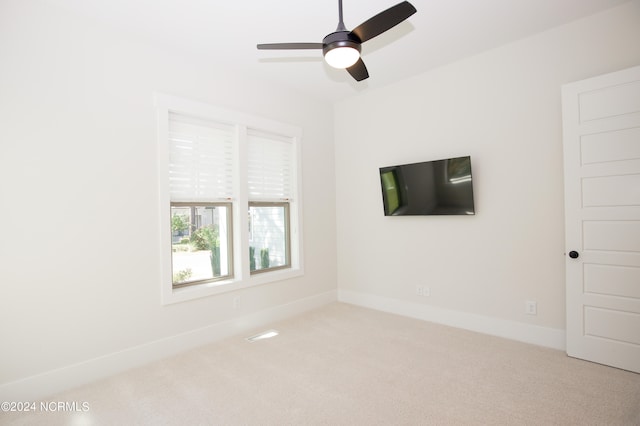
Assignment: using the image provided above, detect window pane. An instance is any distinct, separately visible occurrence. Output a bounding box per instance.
[171,204,232,286]
[249,204,289,273]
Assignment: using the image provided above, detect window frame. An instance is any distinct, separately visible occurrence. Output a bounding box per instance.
[248,201,291,275]
[170,201,234,288]
[156,93,304,305]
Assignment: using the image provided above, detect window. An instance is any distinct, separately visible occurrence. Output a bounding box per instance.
[156,94,303,304]
[247,130,294,274]
[249,202,290,273]
[168,114,235,287]
[171,202,233,286]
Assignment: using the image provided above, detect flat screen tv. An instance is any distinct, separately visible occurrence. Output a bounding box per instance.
[379,156,475,216]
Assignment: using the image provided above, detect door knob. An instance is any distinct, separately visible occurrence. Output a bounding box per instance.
[569,251,579,259]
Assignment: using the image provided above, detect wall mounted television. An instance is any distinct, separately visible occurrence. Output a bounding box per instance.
[379,156,475,216]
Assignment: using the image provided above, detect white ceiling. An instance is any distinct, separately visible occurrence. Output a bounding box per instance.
[43,0,630,102]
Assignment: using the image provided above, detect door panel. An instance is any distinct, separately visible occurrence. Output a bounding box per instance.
[581,127,640,164]
[583,221,640,252]
[578,79,640,121]
[584,307,640,345]
[562,64,640,373]
[582,174,640,207]
[584,264,640,298]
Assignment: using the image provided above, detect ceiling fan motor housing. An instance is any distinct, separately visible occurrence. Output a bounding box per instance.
[322,31,362,56]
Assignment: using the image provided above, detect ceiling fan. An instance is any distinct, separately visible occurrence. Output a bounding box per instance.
[257,0,417,82]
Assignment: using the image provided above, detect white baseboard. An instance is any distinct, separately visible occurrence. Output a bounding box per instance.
[0,290,337,401]
[338,289,566,350]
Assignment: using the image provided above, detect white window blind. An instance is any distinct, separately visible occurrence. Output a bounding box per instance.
[247,130,293,201]
[168,113,235,202]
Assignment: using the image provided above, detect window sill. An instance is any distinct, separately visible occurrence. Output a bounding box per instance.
[161,267,304,305]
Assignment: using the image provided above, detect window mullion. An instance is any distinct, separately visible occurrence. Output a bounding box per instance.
[235,124,251,281]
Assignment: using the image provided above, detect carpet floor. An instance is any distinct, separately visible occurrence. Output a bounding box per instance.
[4,302,640,425]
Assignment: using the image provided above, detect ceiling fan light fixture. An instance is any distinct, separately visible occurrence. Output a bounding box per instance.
[322,32,362,69]
[324,46,360,69]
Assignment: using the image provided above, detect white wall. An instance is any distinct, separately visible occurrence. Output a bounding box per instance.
[335,2,640,343]
[0,0,336,395]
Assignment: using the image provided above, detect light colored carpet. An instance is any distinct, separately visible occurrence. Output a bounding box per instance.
[4,302,640,425]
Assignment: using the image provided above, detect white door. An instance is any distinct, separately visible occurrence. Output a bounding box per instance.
[562,65,640,373]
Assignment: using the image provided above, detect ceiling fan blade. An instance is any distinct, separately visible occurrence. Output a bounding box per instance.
[346,58,369,81]
[350,1,416,43]
[257,43,323,50]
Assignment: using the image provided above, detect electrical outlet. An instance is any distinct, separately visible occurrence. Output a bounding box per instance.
[416,285,430,297]
[525,300,537,315]
[233,297,240,310]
